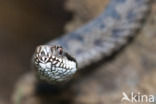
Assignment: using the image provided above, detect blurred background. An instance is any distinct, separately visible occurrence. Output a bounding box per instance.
[0,0,71,103]
[0,0,155,104]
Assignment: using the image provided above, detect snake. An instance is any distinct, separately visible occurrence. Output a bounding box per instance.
[32,0,151,84]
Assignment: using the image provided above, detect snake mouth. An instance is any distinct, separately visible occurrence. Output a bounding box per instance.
[35,55,77,83]
[33,51,76,70]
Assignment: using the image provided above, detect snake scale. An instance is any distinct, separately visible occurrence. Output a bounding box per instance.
[32,0,151,84]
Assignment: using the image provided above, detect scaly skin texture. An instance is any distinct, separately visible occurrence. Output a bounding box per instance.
[33,0,150,83]
[49,0,150,68]
[33,45,77,83]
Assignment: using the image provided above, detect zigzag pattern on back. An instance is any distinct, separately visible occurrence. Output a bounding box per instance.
[48,0,150,68]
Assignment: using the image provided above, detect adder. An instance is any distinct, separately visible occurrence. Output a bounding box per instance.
[32,0,151,84]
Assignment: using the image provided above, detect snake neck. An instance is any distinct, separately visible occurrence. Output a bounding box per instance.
[48,0,151,69]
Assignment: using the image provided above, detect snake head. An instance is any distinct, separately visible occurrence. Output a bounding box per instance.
[32,45,77,84]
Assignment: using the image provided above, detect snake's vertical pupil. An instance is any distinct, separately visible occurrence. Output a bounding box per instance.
[58,47,63,55]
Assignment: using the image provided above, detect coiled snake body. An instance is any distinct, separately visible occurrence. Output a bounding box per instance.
[32,0,151,84]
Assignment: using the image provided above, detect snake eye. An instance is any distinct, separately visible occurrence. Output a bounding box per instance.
[57,47,63,55]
